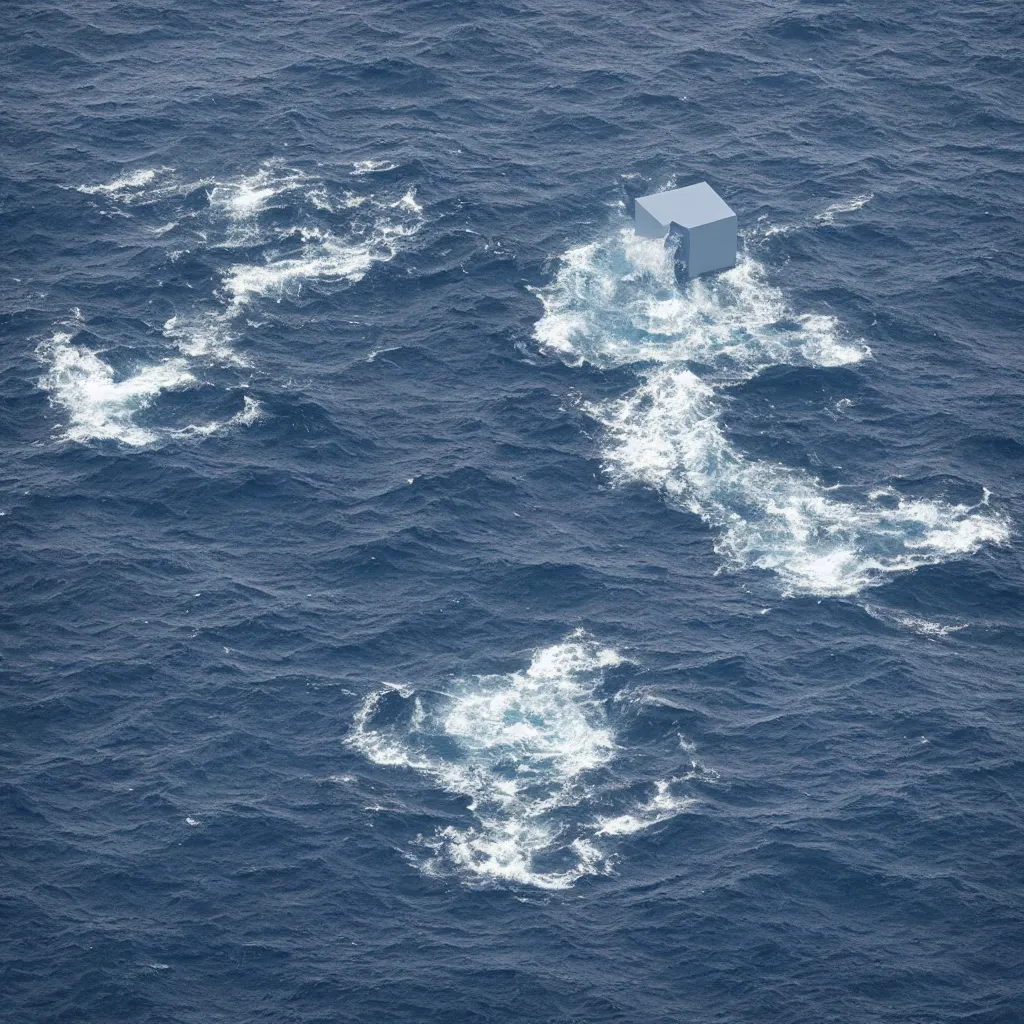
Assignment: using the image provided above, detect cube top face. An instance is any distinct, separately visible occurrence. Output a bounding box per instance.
[634,182,736,235]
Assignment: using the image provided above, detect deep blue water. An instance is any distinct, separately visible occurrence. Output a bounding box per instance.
[3,1,1024,1021]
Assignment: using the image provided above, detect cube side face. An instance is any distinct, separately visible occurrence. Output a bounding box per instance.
[634,200,669,239]
[685,214,737,279]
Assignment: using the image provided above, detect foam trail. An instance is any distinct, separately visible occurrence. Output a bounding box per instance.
[862,604,969,638]
[751,194,874,238]
[533,220,1009,597]
[171,396,263,439]
[52,161,425,445]
[351,160,399,175]
[37,331,195,447]
[815,193,874,225]
[349,632,697,889]
[75,167,172,197]
[222,232,377,305]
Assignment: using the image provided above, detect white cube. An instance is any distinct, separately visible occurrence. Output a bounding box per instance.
[635,182,737,279]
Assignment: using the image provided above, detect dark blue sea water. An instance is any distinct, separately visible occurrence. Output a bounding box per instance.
[3,2,1024,1021]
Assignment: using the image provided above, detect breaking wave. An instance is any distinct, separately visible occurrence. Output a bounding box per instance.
[755,193,875,238]
[36,322,264,448]
[44,162,424,446]
[349,633,701,889]
[815,193,874,225]
[38,328,195,447]
[74,166,174,197]
[532,220,1009,597]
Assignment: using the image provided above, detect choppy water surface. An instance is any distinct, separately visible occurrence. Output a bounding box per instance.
[3,2,1023,1022]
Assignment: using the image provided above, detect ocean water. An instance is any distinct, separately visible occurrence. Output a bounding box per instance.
[2,1,1023,1021]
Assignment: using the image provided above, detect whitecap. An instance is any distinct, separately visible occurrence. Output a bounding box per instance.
[533,218,1008,597]
[351,160,399,175]
[594,780,697,836]
[815,193,874,225]
[37,330,195,447]
[863,604,969,638]
[759,219,798,238]
[170,395,263,439]
[349,633,695,889]
[221,208,424,307]
[75,167,172,196]
[392,189,423,215]
[222,235,377,305]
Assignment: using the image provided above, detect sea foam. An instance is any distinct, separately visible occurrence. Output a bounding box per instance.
[38,331,195,447]
[533,221,1008,597]
[50,162,425,446]
[36,328,265,447]
[75,167,173,197]
[349,633,699,889]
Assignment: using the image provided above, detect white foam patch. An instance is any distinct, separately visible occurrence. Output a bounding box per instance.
[207,163,312,242]
[815,193,874,225]
[863,604,969,638]
[307,187,367,213]
[533,219,1009,597]
[351,160,399,175]
[349,633,698,889]
[162,313,244,365]
[37,325,263,447]
[37,330,195,447]
[75,167,173,196]
[595,780,697,836]
[532,228,868,371]
[51,161,424,446]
